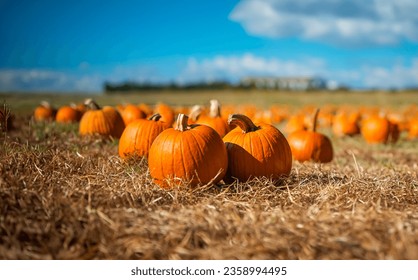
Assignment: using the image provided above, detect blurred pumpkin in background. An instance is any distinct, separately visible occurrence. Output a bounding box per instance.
[79,99,125,139]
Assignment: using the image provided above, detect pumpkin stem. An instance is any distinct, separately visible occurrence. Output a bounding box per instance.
[149,113,162,121]
[84,98,101,110]
[209,99,221,118]
[40,101,51,108]
[228,114,259,133]
[189,105,203,121]
[312,108,320,132]
[175,114,190,131]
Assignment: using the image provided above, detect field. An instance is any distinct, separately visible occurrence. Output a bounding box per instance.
[1,90,417,259]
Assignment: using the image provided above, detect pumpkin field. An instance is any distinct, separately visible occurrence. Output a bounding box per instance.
[0,90,417,259]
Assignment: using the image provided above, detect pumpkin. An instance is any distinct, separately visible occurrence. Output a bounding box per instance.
[360,114,399,144]
[238,104,258,119]
[196,99,230,137]
[287,109,333,163]
[387,111,409,132]
[148,114,228,188]
[284,114,307,134]
[73,102,87,115]
[154,103,175,127]
[120,104,146,125]
[332,112,360,137]
[254,110,273,124]
[408,118,418,139]
[269,104,290,124]
[34,101,56,121]
[222,114,292,183]
[55,104,81,123]
[79,99,125,138]
[118,113,169,159]
[138,103,153,117]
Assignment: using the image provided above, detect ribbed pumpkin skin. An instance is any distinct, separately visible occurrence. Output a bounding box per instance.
[56,106,81,123]
[79,106,125,138]
[223,115,292,182]
[287,130,333,163]
[118,115,168,159]
[148,115,228,188]
[361,116,399,144]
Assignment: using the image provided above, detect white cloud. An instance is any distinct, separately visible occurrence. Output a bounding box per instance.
[0,69,102,92]
[230,0,418,46]
[178,54,418,89]
[179,53,326,83]
[360,58,418,88]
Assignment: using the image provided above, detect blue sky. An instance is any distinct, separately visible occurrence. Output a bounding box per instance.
[1,0,418,92]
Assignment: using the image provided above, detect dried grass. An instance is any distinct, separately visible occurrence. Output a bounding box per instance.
[1,116,417,259]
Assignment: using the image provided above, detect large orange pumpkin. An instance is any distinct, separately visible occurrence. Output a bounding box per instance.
[34,101,56,122]
[287,109,334,163]
[148,114,228,188]
[222,114,292,183]
[195,99,230,137]
[79,99,125,139]
[118,113,169,159]
[360,115,399,144]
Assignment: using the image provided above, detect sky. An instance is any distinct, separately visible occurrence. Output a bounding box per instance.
[0,0,418,92]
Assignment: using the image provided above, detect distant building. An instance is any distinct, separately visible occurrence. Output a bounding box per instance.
[240,76,328,91]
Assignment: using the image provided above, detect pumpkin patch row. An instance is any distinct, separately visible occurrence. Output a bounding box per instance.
[33,99,418,141]
[30,98,417,188]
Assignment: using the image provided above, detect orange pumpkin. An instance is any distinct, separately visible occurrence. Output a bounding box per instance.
[195,99,230,137]
[361,115,399,144]
[153,103,175,127]
[56,105,81,123]
[287,109,334,163]
[79,99,125,139]
[408,118,418,139]
[120,104,146,125]
[332,112,360,137]
[138,103,153,117]
[223,114,292,183]
[284,114,306,135]
[269,104,290,124]
[118,113,169,159]
[34,101,56,121]
[148,114,228,188]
